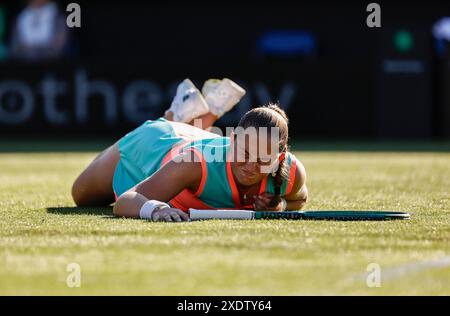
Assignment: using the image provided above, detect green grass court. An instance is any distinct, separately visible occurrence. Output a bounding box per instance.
[0,140,449,295]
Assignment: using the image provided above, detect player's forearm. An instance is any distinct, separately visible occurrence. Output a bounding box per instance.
[286,198,307,210]
[113,191,148,218]
[286,185,308,210]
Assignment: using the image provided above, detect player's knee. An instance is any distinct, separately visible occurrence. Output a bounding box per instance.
[71,176,89,207]
[112,195,124,216]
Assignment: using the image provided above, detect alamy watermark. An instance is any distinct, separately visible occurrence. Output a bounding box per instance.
[66,262,81,288]
[366,263,381,288]
[66,3,81,28]
[168,121,282,174]
[366,3,381,28]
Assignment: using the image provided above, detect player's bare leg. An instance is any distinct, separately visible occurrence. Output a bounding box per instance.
[72,142,120,207]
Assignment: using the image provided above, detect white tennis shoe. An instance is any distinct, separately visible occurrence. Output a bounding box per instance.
[166,79,210,123]
[202,78,246,118]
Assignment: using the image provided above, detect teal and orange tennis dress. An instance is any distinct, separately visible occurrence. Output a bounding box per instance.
[113,118,299,211]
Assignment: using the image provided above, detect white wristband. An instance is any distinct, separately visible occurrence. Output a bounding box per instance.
[139,200,170,220]
[281,198,287,211]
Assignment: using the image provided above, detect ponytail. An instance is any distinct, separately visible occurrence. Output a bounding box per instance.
[269,147,289,207]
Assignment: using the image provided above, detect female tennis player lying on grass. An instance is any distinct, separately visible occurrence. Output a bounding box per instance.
[72,78,308,222]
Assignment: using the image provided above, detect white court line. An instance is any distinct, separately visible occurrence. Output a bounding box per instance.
[354,255,450,281]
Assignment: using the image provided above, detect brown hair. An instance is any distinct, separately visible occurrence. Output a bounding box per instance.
[237,103,289,207]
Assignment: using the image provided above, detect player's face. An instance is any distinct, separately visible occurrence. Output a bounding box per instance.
[231,131,280,186]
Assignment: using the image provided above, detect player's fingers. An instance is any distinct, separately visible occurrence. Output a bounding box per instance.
[256,197,280,211]
[255,196,270,208]
[254,199,266,211]
[175,209,190,221]
[152,212,161,221]
[170,212,182,222]
[163,214,173,222]
[257,194,272,204]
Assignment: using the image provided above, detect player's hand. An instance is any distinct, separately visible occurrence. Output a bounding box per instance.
[253,192,284,211]
[152,207,190,222]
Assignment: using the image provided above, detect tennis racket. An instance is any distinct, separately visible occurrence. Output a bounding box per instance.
[188,209,410,221]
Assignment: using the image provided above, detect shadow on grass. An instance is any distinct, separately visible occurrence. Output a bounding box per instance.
[47,206,114,217]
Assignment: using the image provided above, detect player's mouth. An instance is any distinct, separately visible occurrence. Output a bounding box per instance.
[240,168,257,181]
